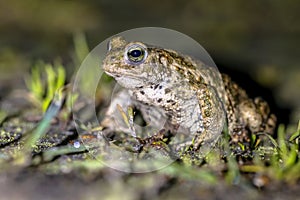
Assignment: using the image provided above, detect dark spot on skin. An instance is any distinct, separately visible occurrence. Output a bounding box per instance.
[204,110,210,117]
[154,84,159,90]
[159,85,162,89]
[157,98,162,103]
[140,91,145,95]
[165,88,171,93]
[151,57,157,64]
[167,57,173,64]
[166,100,173,103]
[158,56,164,65]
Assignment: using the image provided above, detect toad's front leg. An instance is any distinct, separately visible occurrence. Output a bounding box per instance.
[101,89,169,138]
[101,89,135,134]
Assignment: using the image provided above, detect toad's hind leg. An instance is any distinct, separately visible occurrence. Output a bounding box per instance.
[229,97,276,147]
[253,97,277,135]
[222,73,277,146]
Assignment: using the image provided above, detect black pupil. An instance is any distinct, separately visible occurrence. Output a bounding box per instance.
[130,49,142,58]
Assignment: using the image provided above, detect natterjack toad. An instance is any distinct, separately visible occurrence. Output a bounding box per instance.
[101,36,276,151]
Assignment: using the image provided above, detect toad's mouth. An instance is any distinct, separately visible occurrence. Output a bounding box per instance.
[103,70,119,78]
[104,71,148,89]
[103,64,136,78]
[104,70,141,79]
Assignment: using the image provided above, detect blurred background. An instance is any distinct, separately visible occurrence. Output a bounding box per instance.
[0,0,299,126]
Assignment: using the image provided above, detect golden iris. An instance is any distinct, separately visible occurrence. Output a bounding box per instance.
[125,44,147,64]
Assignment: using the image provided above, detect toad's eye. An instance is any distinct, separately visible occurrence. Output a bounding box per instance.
[125,44,147,64]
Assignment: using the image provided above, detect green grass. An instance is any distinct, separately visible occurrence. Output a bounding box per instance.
[25,60,66,113]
